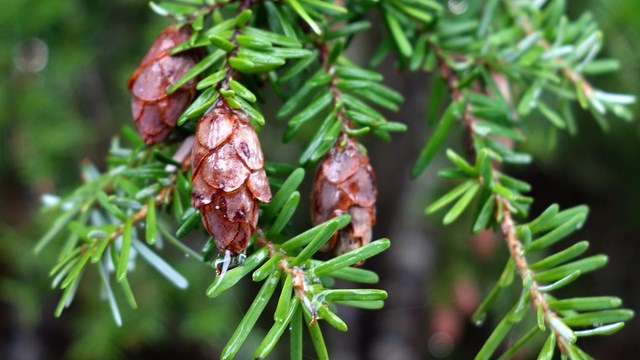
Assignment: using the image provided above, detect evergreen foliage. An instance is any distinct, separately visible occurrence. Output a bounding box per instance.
[37,0,634,358]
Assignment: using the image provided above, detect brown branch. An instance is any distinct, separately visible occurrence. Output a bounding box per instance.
[432,46,570,353]
[316,41,354,137]
[278,257,317,325]
[498,196,567,352]
[219,0,255,90]
[186,1,234,23]
[431,44,478,158]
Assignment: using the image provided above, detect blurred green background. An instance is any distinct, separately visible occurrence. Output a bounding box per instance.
[1,0,638,359]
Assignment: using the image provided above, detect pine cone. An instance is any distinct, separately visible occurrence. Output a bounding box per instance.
[311,136,376,257]
[128,25,200,144]
[191,100,272,257]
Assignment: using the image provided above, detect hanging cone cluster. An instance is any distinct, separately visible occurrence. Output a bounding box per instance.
[311,136,377,257]
[128,25,200,144]
[191,100,272,257]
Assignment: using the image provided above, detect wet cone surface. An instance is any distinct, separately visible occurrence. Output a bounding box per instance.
[191,100,272,257]
[128,25,200,144]
[311,136,377,257]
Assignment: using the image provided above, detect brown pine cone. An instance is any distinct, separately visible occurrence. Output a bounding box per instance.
[191,100,272,257]
[128,25,200,144]
[311,136,376,257]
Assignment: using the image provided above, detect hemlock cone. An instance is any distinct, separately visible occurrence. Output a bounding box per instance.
[311,136,376,258]
[192,100,272,257]
[128,25,200,144]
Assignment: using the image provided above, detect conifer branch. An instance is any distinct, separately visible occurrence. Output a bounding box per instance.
[434,46,567,351]
[416,3,634,357]
[499,194,568,352]
[106,136,193,248]
[504,1,594,100]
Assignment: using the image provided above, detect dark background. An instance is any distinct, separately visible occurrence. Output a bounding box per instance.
[1,1,638,359]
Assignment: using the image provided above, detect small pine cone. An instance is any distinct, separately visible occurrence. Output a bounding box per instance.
[128,25,200,144]
[191,100,272,257]
[311,136,376,257]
